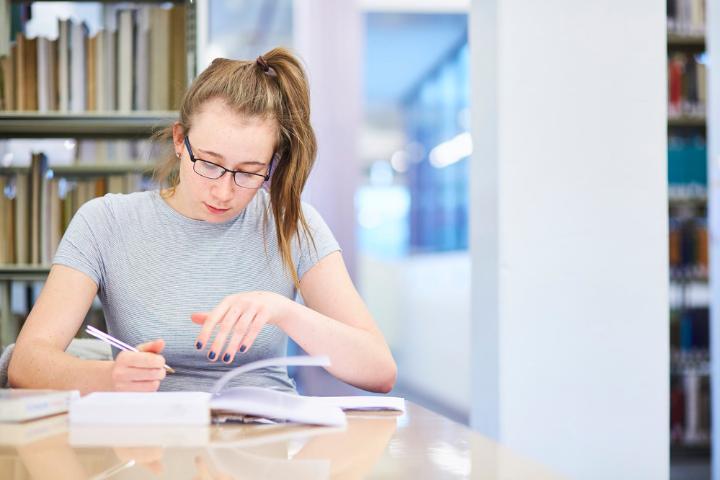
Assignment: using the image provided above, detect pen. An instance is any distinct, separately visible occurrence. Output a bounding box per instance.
[85,325,176,374]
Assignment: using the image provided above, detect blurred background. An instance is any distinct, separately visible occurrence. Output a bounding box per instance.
[0,0,716,478]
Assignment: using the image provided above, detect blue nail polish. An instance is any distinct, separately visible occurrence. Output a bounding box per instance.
[209,351,216,360]
[239,345,246,353]
[222,353,231,362]
[195,341,203,350]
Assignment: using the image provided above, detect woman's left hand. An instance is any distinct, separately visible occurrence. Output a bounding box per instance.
[191,291,294,364]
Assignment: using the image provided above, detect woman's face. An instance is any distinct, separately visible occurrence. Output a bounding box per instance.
[171,98,277,223]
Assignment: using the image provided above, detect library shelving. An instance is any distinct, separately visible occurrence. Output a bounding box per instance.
[667,0,710,455]
[668,116,706,128]
[0,162,155,176]
[667,33,706,48]
[0,112,177,138]
[0,0,198,346]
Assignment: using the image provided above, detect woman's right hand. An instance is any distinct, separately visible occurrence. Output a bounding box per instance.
[110,339,167,391]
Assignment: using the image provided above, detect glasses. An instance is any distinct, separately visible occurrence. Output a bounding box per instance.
[183,136,273,189]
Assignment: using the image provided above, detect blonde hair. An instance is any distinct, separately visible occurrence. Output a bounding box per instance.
[152,48,317,289]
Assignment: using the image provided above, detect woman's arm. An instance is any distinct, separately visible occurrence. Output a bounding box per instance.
[8,265,167,394]
[283,251,397,393]
[194,252,397,393]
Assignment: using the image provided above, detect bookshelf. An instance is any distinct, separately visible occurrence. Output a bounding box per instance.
[0,265,50,281]
[667,0,710,455]
[667,33,706,48]
[0,112,177,138]
[0,0,198,346]
[668,116,706,128]
[0,163,155,176]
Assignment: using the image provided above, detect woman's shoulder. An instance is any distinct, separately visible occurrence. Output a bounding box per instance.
[75,190,155,223]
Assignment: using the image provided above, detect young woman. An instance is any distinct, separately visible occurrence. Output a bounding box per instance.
[8,48,397,395]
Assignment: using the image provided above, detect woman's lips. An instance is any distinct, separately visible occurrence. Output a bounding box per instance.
[204,203,230,215]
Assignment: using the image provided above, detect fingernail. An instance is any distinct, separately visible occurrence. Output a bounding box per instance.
[208,351,216,360]
[239,345,246,353]
[195,341,203,350]
[222,353,231,363]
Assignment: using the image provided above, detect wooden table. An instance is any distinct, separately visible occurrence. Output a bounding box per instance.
[0,401,564,479]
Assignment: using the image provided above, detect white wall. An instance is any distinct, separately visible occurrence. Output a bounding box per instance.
[359,253,471,413]
[293,1,362,279]
[470,1,669,478]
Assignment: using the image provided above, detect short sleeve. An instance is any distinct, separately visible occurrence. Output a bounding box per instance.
[296,202,341,280]
[52,197,111,289]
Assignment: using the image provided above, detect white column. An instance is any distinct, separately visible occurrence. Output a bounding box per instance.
[293,1,362,279]
[469,1,668,478]
[708,0,720,478]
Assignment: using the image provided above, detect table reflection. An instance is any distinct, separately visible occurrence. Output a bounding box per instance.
[0,403,565,479]
[0,411,399,479]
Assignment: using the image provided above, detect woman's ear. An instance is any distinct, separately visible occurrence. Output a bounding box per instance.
[171,122,185,154]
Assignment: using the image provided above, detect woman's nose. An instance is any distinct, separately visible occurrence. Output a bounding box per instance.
[211,173,235,202]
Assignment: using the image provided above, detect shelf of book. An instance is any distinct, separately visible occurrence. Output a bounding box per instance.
[0,265,50,281]
[0,266,50,345]
[666,0,710,458]
[0,163,155,177]
[0,0,198,347]
[0,112,177,138]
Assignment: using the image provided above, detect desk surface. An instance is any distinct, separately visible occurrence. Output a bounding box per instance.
[0,401,563,479]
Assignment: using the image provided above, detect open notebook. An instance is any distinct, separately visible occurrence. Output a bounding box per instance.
[69,356,404,428]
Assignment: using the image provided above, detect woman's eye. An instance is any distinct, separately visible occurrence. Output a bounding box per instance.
[200,161,222,172]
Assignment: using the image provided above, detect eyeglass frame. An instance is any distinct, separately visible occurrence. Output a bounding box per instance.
[183,135,274,189]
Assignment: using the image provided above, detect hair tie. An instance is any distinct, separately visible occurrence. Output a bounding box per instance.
[256,56,270,73]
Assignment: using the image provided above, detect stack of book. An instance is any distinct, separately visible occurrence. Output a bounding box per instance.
[0,389,79,422]
[669,217,708,280]
[0,152,147,265]
[668,135,707,185]
[0,4,186,112]
[670,337,710,446]
[667,0,706,36]
[667,53,707,119]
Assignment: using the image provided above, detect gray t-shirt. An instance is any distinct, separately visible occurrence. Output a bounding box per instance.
[53,189,340,393]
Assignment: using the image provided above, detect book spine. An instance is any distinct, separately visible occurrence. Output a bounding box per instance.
[58,19,70,112]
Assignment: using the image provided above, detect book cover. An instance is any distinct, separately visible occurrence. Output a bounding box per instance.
[24,36,38,111]
[169,4,186,110]
[134,6,151,111]
[49,179,62,260]
[14,32,25,111]
[29,152,48,265]
[0,389,80,422]
[70,21,88,112]
[58,18,70,112]
[0,52,14,110]
[37,37,51,112]
[14,172,29,264]
[149,6,171,111]
[104,29,117,111]
[95,30,105,111]
[49,37,58,111]
[86,33,97,111]
[0,176,10,263]
[117,9,135,112]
